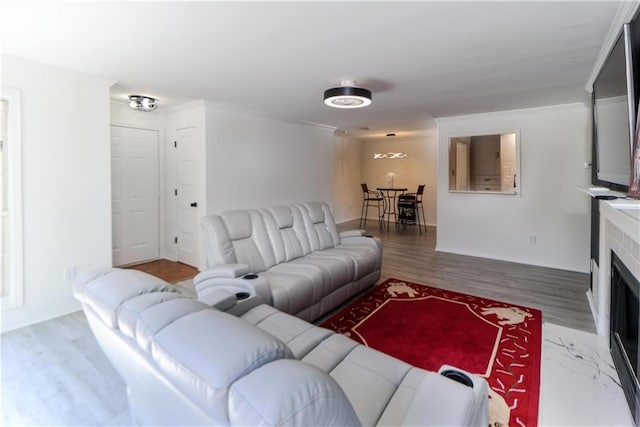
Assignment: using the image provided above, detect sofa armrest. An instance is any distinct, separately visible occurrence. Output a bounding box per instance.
[339,229,366,239]
[339,234,383,253]
[400,369,487,426]
[437,365,488,426]
[193,263,250,283]
[194,270,273,309]
[197,288,238,311]
[198,286,265,316]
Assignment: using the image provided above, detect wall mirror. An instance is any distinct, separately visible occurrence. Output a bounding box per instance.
[448,132,519,194]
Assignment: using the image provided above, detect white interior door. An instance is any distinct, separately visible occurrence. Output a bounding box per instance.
[175,126,200,268]
[111,126,159,266]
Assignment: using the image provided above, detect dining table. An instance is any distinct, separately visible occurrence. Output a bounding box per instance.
[376,187,408,230]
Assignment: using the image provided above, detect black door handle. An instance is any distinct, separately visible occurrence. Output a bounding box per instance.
[190,202,198,207]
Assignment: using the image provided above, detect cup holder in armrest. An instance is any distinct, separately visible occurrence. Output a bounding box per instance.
[243,274,259,280]
[235,292,251,300]
[440,369,474,388]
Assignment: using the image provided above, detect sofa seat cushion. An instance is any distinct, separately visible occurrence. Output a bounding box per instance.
[320,245,380,280]
[241,304,334,359]
[301,334,416,426]
[286,254,352,293]
[327,347,413,426]
[300,329,481,426]
[261,266,325,314]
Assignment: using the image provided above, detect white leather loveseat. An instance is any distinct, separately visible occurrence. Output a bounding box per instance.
[74,269,489,426]
[195,202,382,321]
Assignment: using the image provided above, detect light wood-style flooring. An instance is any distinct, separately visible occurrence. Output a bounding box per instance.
[2,310,130,426]
[339,219,595,333]
[1,221,595,425]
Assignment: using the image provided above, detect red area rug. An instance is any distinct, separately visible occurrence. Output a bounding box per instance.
[321,278,542,427]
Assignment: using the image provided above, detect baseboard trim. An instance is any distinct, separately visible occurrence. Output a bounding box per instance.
[434,245,590,274]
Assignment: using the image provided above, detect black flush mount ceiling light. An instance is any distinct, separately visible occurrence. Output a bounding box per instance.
[324,80,372,109]
[128,95,157,112]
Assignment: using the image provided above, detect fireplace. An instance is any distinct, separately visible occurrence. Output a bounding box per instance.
[610,250,640,424]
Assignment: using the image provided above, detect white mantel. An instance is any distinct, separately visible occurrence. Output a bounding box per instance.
[589,199,640,340]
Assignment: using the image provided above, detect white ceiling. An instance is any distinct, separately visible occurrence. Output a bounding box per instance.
[0,1,623,137]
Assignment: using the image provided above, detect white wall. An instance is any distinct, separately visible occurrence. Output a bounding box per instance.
[333,134,362,222]
[203,103,335,213]
[2,56,113,332]
[133,100,336,268]
[361,127,438,226]
[436,103,592,273]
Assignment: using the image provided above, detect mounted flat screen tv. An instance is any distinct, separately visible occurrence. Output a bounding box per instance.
[592,23,636,192]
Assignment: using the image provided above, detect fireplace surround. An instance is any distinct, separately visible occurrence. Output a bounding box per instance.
[588,199,640,424]
[610,250,640,424]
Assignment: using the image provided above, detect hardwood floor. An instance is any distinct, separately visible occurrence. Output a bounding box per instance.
[125,259,197,283]
[337,219,595,333]
[1,222,595,425]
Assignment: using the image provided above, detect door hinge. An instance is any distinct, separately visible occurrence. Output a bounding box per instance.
[174,189,178,196]
[174,236,178,244]
[174,141,177,148]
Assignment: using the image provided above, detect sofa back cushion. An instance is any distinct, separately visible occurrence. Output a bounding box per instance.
[297,202,341,251]
[201,209,277,272]
[260,205,314,263]
[150,309,294,422]
[201,202,342,272]
[117,292,187,340]
[73,268,179,328]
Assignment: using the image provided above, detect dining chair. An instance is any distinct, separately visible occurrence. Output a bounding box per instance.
[360,183,385,229]
[397,184,426,234]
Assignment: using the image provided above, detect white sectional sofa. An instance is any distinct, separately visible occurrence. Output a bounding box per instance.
[195,202,382,321]
[74,269,489,426]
